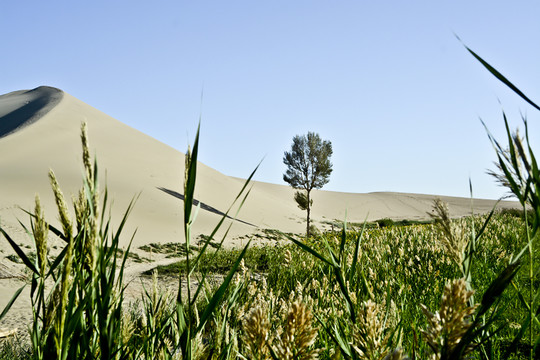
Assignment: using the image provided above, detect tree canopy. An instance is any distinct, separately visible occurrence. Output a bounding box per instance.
[283,132,332,237]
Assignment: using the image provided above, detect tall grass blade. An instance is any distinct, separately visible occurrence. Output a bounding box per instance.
[479,261,521,313]
[1,228,38,275]
[0,285,25,323]
[196,240,251,333]
[184,123,200,229]
[464,44,540,111]
[191,163,260,271]
[286,235,332,266]
[349,219,367,284]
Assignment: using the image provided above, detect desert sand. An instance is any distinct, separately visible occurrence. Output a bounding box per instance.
[0,86,519,336]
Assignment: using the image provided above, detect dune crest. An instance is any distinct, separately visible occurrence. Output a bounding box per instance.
[0,86,63,138]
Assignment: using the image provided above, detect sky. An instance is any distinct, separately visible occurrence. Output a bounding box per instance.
[1,1,539,200]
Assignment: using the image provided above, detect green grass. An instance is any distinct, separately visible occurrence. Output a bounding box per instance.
[146,244,289,276]
[133,211,534,358]
[0,338,30,360]
[139,241,198,255]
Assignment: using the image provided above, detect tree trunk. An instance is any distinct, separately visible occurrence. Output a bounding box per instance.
[306,190,311,238]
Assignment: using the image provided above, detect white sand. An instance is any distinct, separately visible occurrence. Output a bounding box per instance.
[0,86,519,335]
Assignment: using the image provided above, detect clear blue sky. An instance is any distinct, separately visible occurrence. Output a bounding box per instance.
[1,1,539,199]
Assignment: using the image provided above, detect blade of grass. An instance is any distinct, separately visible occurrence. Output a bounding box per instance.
[1,228,38,274]
[349,216,368,284]
[463,44,540,111]
[285,234,332,266]
[0,284,25,323]
[196,239,252,333]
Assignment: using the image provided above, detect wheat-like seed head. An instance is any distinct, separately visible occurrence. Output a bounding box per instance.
[120,312,136,349]
[33,195,48,275]
[352,300,390,360]
[184,144,192,195]
[429,199,468,267]
[72,188,97,270]
[80,122,93,184]
[72,189,86,231]
[239,258,248,276]
[242,304,271,359]
[274,301,319,360]
[284,249,292,266]
[80,123,99,263]
[421,278,477,359]
[43,284,60,333]
[49,170,72,239]
[49,170,75,352]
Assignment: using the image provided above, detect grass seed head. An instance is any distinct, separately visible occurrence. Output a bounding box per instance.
[352,300,389,360]
[242,304,271,359]
[429,199,468,267]
[274,301,319,360]
[80,122,93,184]
[33,195,48,275]
[421,278,477,359]
[284,249,292,266]
[49,170,72,239]
[239,258,248,276]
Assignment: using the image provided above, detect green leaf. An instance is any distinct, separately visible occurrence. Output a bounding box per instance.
[464,44,540,111]
[1,227,39,274]
[349,219,366,284]
[338,219,347,262]
[334,266,355,323]
[184,123,200,231]
[286,235,333,266]
[191,164,258,272]
[0,284,25,323]
[196,239,252,333]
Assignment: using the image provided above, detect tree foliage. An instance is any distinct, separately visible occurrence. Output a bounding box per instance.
[294,190,312,211]
[283,132,332,237]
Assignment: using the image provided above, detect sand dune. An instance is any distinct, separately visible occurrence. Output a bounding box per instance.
[0,86,522,334]
[0,86,519,253]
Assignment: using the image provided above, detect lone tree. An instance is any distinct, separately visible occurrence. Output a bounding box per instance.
[283,132,333,237]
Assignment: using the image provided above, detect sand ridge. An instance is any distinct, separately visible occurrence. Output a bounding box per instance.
[0,86,63,138]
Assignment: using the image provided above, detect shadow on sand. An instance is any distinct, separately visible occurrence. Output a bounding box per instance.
[0,86,63,138]
[157,187,255,227]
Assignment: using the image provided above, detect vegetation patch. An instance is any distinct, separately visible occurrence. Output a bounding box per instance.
[114,248,150,263]
[251,228,295,242]
[5,254,22,264]
[139,242,197,256]
[146,244,285,276]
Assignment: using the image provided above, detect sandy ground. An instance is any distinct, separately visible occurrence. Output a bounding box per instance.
[0,86,520,338]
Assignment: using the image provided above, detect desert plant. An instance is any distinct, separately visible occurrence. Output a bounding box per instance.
[0,122,260,360]
[464,44,540,359]
[283,132,333,237]
[1,123,136,359]
[171,122,257,359]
